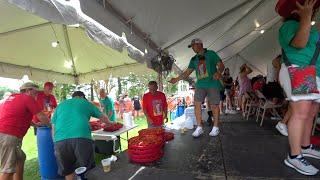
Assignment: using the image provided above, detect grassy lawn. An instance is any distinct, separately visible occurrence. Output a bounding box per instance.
[22,116,149,180]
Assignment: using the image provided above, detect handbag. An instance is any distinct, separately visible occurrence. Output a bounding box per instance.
[282,40,320,95]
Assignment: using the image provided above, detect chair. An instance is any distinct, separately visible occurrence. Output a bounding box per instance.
[243,92,259,121]
[312,113,319,135]
[255,90,283,126]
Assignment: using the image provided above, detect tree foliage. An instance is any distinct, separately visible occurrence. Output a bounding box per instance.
[117,72,178,98]
[0,86,18,99]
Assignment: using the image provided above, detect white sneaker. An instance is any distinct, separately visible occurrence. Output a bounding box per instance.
[276,122,288,136]
[227,110,237,114]
[284,154,319,176]
[209,126,220,137]
[225,109,230,114]
[192,126,204,138]
[302,145,320,159]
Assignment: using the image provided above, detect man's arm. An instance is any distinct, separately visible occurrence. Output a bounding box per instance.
[214,60,225,80]
[36,112,50,126]
[272,57,281,82]
[99,114,111,124]
[245,65,253,75]
[142,95,150,122]
[169,68,193,84]
[163,95,168,123]
[290,1,314,48]
[51,124,55,138]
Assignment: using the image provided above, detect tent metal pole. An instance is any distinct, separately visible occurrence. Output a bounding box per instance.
[90,80,94,101]
[0,22,52,36]
[163,0,256,50]
[62,25,78,79]
[158,72,163,92]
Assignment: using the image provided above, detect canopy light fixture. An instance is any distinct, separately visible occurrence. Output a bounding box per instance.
[254,20,260,28]
[311,21,316,26]
[260,30,265,34]
[51,41,59,48]
[68,24,80,28]
[64,61,73,69]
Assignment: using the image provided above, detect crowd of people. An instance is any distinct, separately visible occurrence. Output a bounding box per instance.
[1,0,320,178]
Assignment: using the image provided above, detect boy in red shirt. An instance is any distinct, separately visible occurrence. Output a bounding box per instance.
[143,81,168,128]
[32,82,57,134]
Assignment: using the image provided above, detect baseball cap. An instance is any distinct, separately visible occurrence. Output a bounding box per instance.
[188,38,203,48]
[72,91,87,99]
[20,82,39,91]
[44,82,54,88]
[276,0,320,18]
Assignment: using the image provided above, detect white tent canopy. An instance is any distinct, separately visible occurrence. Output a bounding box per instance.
[1,0,308,83]
[81,0,283,78]
[0,0,154,84]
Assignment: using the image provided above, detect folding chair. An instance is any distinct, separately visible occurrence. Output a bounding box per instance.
[255,90,283,126]
[243,92,259,121]
[312,113,319,135]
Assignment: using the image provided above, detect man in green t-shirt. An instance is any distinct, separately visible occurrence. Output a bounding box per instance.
[51,91,110,180]
[169,38,224,138]
[99,89,116,122]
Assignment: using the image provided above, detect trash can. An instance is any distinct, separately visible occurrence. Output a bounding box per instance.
[37,127,63,180]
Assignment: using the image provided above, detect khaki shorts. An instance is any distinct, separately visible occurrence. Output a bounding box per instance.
[0,133,26,173]
[194,88,220,105]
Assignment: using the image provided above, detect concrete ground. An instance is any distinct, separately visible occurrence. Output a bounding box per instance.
[87,114,320,180]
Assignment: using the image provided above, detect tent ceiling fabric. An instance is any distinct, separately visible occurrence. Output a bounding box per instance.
[84,0,282,77]
[0,0,153,84]
[0,0,301,83]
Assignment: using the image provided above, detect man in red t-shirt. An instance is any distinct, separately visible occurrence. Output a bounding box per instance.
[0,82,50,180]
[143,81,168,128]
[32,82,57,134]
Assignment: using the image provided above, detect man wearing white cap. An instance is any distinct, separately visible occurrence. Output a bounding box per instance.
[0,82,50,180]
[169,38,224,137]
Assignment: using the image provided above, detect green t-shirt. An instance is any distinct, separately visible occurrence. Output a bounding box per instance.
[279,20,320,76]
[188,49,223,89]
[51,98,102,142]
[100,96,116,122]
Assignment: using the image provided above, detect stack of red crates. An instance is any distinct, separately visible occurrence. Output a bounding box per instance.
[128,128,174,164]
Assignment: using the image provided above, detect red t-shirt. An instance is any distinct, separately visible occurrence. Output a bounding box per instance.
[253,81,265,92]
[0,94,42,138]
[142,91,167,126]
[32,91,57,123]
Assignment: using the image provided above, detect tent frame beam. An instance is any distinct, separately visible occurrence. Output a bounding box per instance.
[101,0,160,52]
[216,16,279,54]
[0,61,75,77]
[0,22,51,36]
[77,63,141,76]
[208,0,266,49]
[62,25,78,77]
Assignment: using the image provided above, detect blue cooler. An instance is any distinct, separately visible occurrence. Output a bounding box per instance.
[37,127,63,180]
[176,105,185,118]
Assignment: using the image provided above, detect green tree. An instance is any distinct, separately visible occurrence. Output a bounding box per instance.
[0,86,18,99]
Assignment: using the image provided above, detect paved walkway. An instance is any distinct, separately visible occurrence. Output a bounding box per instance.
[87,114,320,180]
